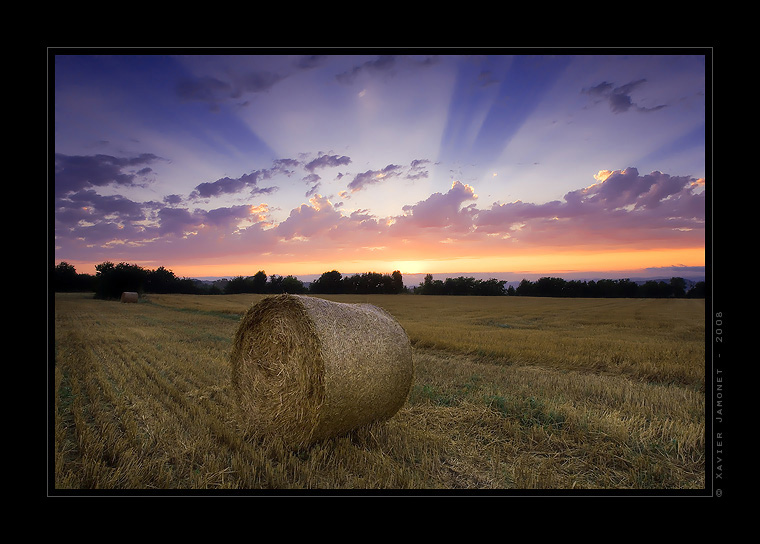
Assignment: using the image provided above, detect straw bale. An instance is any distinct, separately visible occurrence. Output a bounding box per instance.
[230,294,414,447]
[120,291,139,303]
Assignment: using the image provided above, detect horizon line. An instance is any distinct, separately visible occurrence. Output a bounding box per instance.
[190,267,706,284]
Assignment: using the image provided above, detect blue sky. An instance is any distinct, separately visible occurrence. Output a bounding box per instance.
[52,50,708,281]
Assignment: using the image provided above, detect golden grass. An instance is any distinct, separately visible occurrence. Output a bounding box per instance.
[52,292,706,491]
[150,293,704,387]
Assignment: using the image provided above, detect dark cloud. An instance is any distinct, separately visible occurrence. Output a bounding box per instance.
[54,188,156,254]
[234,71,285,95]
[294,55,328,70]
[156,207,198,237]
[176,70,285,109]
[163,194,183,206]
[335,55,397,85]
[272,158,301,172]
[407,159,430,180]
[583,79,666,113]
[62,220,144,248]
[645,265,705,274]
[343,159,428,191]
[156,204,256,237]
[305,182,321,198]
[190,157,306,199]
[204,205,255,229]
[304,154,352,172]
[175,76,232,106]
[347,164,403,192]
[54,153,162,196]
[68,189,147,220]
[191,171,273,199]
[302,173,321,197]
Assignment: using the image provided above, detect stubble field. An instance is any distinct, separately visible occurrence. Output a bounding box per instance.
[51,292,706,492]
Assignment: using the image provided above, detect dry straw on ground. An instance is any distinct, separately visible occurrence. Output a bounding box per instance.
[120,292,138,303]
[230,294,414,447]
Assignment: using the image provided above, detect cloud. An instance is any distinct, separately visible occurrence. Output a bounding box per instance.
[302,173,321,184]
[294,55,328,70]
[155,207,201,237]
[233,71,285,95]
[190,158,306,200]
[345,160,430,191]
[645,265,705,275]
[175,76,233,107]
[395,180,478,231]
[335,55,397,85]
[274,194,344,240]
[563,167,698,213]
[55,190,149,235]
[54,146,704,273]
[190,171,278,199]
[163,194,184,206]
[157,204,255,237]
[583,79,666,113]
[274,168,704,256]
[272,157,301,172]
[347,164,404,192]
[475,168,704,247]
[305,182,321,198]
[304,153,352,172]
[475,199,564,232]
[270,195,386,260]
[54,153,162,196]
[176,70,285,109]
[407,159,430,180]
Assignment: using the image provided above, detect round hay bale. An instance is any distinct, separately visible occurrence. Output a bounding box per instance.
[120,291,139,303]
[230,294,414,447]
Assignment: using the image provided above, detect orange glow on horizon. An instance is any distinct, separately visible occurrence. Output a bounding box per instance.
[61,246,703,280]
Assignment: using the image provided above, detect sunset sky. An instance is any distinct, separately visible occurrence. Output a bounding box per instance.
[52,50,708,283]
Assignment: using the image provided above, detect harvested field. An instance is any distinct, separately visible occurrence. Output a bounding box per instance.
[52,292,706,492]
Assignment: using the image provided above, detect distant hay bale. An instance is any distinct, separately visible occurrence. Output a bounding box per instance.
[120,292,138,303]
[230,294,414,447]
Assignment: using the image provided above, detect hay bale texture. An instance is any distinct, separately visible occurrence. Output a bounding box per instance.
[230,294,414,447]
[120,292,138,303]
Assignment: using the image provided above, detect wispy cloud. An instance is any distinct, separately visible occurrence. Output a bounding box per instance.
[176,67,287,110]
[582,79,666,113]
[335,55,397,85]
[347,164,404,192]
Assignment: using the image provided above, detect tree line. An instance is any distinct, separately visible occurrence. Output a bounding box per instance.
[415,274,508,296]
[52,262,407,299]
[53,261,705,299]
[509,276,705,299]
